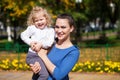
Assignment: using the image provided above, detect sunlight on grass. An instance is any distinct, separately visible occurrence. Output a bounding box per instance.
[0,46,120,73]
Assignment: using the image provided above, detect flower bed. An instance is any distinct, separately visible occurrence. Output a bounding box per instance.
[0,58,120,73]
[0,59,30,70]
[72,61,120,73]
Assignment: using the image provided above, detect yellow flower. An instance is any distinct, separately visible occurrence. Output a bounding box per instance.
[97,62,101,65]
[84,61,90,65]
[91,62,95,66]
[88,65,91,69]
[19,64,23,69]
[104,67,109,71]
[100,70,103,73]
[72,66,76,71]
[96,67,101,71]
[78,69,82,72]
[108,70,111,73]
[78,63,84,66]
[118,67,120,71]
[12,59,18,67]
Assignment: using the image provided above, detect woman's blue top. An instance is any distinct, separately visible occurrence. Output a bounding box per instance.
[47,45,80,80]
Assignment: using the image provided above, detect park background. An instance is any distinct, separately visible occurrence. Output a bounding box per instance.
[0,0,120,79]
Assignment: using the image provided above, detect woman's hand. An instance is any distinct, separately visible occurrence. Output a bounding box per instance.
[29,62,41,74]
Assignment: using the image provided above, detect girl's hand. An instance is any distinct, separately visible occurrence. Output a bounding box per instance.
[30,41,37,51]
[34,42,42,52]
[29,62,41,74]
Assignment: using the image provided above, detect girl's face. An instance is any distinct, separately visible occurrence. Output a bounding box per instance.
[55,18,73,41]
[33,13,47,29]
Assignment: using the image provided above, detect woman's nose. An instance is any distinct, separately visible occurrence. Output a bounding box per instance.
[57,28,63,32]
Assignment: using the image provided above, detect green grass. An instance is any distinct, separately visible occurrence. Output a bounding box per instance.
[0,46,120,62]
[79,46,120,62]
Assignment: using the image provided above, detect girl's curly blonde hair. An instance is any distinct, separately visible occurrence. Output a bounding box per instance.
[27,6,52,27]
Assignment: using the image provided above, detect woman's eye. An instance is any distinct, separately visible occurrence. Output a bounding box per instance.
[54,26,59,28]
[61,26,66,29]
[54,26,66,29]
[39,19,43,21]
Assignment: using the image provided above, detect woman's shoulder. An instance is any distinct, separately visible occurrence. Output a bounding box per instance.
[70,45,80,51]
[69,45,80,55]
[73,45,80,50]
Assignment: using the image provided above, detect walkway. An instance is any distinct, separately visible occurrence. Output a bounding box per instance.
[0,71,120,80]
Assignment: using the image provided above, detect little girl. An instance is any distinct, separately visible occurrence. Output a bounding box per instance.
[20,6,55,80]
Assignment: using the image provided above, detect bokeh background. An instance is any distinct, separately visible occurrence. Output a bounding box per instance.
[0,0,120,74]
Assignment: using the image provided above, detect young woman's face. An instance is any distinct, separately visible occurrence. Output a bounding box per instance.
[33,13,47,29]
[55,18,73,41]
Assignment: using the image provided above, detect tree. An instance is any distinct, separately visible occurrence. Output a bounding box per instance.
[1,0,37,26]
[0,0,37,42]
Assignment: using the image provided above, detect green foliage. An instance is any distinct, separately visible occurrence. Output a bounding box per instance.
[0,0,120,27]
[116,20,120,39]
[72,12,88,22]
[0,41,29,52]
[0,0,38,26]
[79,38,120,47]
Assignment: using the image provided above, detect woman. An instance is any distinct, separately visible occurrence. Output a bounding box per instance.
[30,13,80,80]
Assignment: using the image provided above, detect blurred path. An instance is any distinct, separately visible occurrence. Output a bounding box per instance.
[0,71,120,80]
[82,32,117,40]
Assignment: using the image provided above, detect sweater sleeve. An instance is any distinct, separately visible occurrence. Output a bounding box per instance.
[52,49,80,79]
[20,26,34,46]
[40,28,55,49]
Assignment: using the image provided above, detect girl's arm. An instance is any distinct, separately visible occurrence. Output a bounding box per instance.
[20,26,34,46]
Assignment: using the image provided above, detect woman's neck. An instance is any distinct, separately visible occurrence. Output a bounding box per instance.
[56,38,73,49]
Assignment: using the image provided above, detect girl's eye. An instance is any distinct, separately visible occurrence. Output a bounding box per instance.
[34,19,39,22]
[34,18,43,22]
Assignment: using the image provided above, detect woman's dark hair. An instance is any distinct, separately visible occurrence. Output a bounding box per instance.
[56,13,76,27]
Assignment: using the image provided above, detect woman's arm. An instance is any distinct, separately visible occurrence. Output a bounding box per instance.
[29,48,54,74]
[38,49,56,74]
[38,49,80,79]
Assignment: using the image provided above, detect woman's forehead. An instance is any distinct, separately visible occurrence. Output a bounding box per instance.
[56,18,68,23]
[55,19,70,27]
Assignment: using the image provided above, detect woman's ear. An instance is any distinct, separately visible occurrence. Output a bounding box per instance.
[70,26,74,32]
